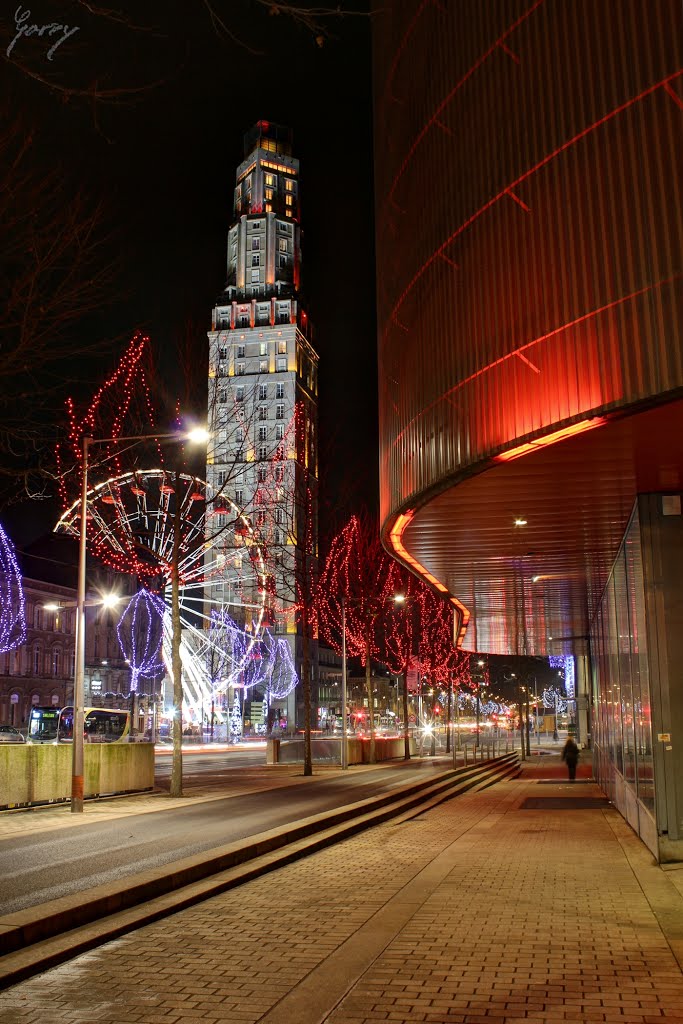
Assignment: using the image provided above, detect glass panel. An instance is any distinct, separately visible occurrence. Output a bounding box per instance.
[614,550,636,786]
[626,511,654,813]
[604,576,623,773]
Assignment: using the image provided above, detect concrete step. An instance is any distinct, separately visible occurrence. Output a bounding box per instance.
[0,752,519,989]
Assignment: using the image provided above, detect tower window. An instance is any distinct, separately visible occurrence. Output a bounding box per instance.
[252,254,260,266]
[235,386,244,402]
[252,237,260,250]
[277,357,287,371]
[278,238,288,252]
[251,269,260,283]
[259,384,267,400]
[237,345,245,358]
[259,359,269,373]
[276,404,285,420]
[277,340,287,354]
[276,383,284,398]
[259,426,268,442]
[276,423,285,440]
[236,363,245,375]
[259,406,268,421]
[285,178,294,192]
[265,173,276,186]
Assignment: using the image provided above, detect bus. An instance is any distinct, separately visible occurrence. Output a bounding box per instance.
[27,706,61,743]
[27,706,132,743]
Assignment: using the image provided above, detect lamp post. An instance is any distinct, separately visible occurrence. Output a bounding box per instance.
[392,592,412,761]
[475,659,485,748]
[70,427,209,812]
[341,595,348,769]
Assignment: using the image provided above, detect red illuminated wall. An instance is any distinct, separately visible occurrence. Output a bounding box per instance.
[374,1,683,525]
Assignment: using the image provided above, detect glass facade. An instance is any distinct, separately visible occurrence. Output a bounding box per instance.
[591,506,654,827]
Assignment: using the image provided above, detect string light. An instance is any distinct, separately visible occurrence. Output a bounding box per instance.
[0,523,26,653]
[116,589,165,693]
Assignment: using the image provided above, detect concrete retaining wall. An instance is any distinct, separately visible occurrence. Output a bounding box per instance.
[0,743,155,809]
[269,736,417,765]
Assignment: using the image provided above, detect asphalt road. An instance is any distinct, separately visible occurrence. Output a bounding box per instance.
[0,753,446,916]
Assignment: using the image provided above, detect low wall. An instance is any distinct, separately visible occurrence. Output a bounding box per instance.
[0,743,155,809]
[269,736,417,765]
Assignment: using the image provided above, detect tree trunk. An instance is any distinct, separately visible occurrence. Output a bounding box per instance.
[365,634,376,763]
[446,680,452,754]
[430,688,437,755]
[302,618,313,776]
[170,469,183,797]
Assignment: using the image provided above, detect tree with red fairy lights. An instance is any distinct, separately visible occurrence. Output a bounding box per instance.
[375,592,414,760]
[412,586,468,754]
[55,333,269,797]
[317,511,403,764]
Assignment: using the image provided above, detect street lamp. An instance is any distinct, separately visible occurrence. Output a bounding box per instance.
[393,593,413,761]
[70,427,209,813]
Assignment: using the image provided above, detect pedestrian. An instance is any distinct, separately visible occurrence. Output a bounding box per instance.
[561,736,579,781]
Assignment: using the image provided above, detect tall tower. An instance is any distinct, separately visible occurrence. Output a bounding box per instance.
[206,121,319,731]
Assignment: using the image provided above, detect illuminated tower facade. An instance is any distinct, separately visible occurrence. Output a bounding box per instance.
[207,122,319,731]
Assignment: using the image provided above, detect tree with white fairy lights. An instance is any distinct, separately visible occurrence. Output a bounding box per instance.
[116,589,165,694]
[0,523,26,655]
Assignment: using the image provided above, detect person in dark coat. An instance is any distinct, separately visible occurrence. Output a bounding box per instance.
[561,737,580,781]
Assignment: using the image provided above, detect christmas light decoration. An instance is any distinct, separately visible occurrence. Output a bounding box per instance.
[56,333,161,513]
[317,514,402,662]
[116,589,165,693]
[549,653,575,698]
[542,686,568,713]
[0,523,26,653]
[56,469,267,711]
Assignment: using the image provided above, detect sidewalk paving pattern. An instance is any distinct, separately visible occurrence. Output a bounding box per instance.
[2,756,683,1023]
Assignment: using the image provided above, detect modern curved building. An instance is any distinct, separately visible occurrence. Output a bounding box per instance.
[374,2,683,858]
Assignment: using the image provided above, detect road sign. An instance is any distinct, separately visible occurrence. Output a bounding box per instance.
[249,701,264,724]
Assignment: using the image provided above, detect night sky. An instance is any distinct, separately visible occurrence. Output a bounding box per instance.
[2,3,378,547]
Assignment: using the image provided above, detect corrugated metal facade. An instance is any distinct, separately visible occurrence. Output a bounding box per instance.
[376,0,683,523]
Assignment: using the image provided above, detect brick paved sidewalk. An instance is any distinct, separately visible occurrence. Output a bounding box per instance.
[2,771,683,1024]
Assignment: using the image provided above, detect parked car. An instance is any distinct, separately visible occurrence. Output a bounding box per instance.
[0,725,25,744]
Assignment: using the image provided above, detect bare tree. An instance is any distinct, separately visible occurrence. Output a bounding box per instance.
[1,2,371,102]
[0,115,120,505]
